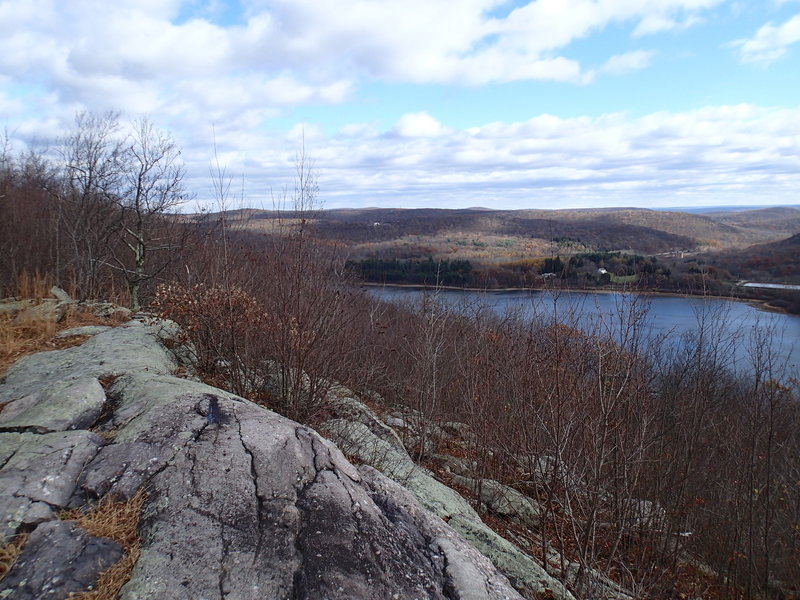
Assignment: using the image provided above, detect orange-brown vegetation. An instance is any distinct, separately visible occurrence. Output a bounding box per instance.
[0,300,125,378]
[0,533,28,582]
[61,489,145,600]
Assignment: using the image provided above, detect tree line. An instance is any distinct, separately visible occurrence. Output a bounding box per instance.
[347,257,473,286]
[1,112,188,309]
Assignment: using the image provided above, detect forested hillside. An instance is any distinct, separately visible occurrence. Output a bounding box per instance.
[2,115,799,599]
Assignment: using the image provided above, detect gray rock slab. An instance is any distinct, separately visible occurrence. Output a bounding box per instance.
[450,474,542,528]
[56,325,112,338]
[117,394,522,600]
[322,419,417,481]
[104,373,238,442]
[73,376,237,503]
[0,317,551,599]
[449,515,573,600]
[0,520,123,600]
[0,320,176,404]
[0,430,104,542]
[385,415,407,428]
[322,418,481,522]
[400,470,571,598]
[404,468,482,522]
[360,466,524,600]
[0,377,106,433]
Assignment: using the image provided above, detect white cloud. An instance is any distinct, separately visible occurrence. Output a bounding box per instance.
[632,13,702,37]
[2,0,796,210]
[0,0,723,115]
[732,13,800,64]
[588,50,657,80]
[287,122,324,143]
[157,104,800,210]
[392,112,450,138]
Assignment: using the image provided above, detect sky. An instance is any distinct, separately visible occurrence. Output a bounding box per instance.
[1,0,799,211]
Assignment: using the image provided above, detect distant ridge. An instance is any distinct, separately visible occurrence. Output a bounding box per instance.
[666,204,800,214]
[186,205,800,254]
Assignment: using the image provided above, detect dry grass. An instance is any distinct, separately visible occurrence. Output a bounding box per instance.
[0,533,29,583]
[13,271,59,301]
[0,304,126,378]
[0,270,131,378]
[0,310,58,377]
[63,489,145,600]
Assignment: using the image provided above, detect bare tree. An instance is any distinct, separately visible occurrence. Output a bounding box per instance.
[57,111,124,298]
[109,118,189,310]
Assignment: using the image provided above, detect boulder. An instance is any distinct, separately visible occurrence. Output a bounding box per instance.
[430,453,478,477]
[11,300,66,324]
[87,302,132,319]
[622,498,667,530]
[449,474,542,528]
[326,391,406,451]
[512,454,584,492]
[440,421,473,438]
[49,286,72,303]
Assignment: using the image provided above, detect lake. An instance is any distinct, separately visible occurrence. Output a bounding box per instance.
[368,286,800,380]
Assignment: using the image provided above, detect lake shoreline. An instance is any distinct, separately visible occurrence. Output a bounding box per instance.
[361,281,792,316]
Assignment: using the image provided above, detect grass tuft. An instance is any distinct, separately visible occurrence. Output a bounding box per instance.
[0,303,125,378]
[63,489,145,600]
[0,533,29,583]
[14,271,56,302]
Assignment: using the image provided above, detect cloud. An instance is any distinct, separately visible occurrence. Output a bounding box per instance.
[9,102,786,212]
[632,13,703,37]
[392,112,450,138]
[159,104,800,210]
[584,50,657,81]
[732,13,800,64]
[0,0,724,116]
[2,0,795,210]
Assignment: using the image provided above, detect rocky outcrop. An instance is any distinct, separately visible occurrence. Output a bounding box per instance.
[0,320,525,600]
[323,396,643,600]
[0,287,131,326]
[322,398,575,600]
